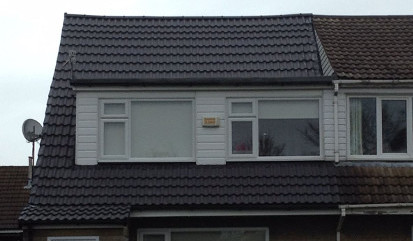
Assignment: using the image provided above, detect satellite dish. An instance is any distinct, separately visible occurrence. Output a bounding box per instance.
[22,119,42,142]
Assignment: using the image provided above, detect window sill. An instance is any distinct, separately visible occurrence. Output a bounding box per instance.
[227,156,324,162]
[347,155,413,161]
[98,157,195,163]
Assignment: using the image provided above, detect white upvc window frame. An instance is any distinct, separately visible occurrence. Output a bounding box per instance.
[47,237,99,241]
[100,99,128,118]
[227,98,323,161]
[347,96,413,160]
[100,119,129,159]
[228,98,257,117]
[228,117,258,158]
[138,227,269,241]
[99,98,195,162]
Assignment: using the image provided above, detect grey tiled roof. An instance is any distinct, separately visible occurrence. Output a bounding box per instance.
[23,13,413,224]
[22,162,340,223]
[21,162,413,223]
[20,205,129,224]
[59,14,323,81]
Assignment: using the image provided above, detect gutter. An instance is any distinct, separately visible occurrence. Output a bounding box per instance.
[70,76,335,87]
[335,203,413,241]
[340,203,413,214]
[333,79,413,85]
[0,230,23,234]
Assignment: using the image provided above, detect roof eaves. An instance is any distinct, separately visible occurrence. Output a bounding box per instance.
[70,76,336,87]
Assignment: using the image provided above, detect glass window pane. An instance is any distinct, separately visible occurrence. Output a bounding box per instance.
[131,101,193,158]
[103,122,125,155]
[104,103,125,115]
[382,100,407,153]
[350,98,377,155]
[258,100,319,156]
[259,100,318,119]
[232,121,253,154]
[232,102,253,114]
[171,230,266,241]
[143,234,165,241]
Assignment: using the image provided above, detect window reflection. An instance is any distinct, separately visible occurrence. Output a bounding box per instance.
[382,100,407,153]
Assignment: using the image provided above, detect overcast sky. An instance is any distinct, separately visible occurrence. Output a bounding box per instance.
[1,0,413,166]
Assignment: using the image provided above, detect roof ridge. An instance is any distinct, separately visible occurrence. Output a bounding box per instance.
[64,12,314,20]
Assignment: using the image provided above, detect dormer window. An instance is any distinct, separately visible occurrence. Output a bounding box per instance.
[349,97,410,158]
[100,99,194,162]
[228,98,321,160]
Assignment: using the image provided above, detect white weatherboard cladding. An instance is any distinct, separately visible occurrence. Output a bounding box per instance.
[196,92,226,165]
[322,90,347,161]
[76,89,332,165]
[76,95,98,165]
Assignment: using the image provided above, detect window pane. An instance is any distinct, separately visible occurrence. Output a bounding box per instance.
[382,100,407,153]
[232,121,253,154]
[350,98,377,155]
[104,103,125,115]
[259,100,318,119]
[143,234,165,241]
[103,122,125,155]
[232,102,253,114]
[171,230,266,241]
[131,101,193,158]
[258,100,319,156]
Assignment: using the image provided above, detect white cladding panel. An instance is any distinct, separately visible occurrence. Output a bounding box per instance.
[76,89,332,165]
[322,90,347,161]
[76,94,99,165]
[195,93,227,165]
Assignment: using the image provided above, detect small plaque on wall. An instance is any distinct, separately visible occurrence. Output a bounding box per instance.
[202,117,220,127]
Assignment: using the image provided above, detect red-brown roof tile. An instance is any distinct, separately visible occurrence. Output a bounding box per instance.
[314,15,413,80]
[0,166,30,230]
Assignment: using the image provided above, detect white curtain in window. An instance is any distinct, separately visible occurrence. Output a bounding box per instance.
[350,99,363,155]
[131,101,193,158]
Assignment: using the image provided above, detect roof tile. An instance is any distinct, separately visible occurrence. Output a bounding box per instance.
[314,15,413,79]
[0,166,30,230]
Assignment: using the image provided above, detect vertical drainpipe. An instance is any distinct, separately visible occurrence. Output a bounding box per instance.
[334,82,340,163]
[336,208,346,241]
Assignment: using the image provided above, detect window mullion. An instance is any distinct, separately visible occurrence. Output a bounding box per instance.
[253,118,258,156]
[127,100,131,159]
[407,98,413,156]
[377,98,383,155]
